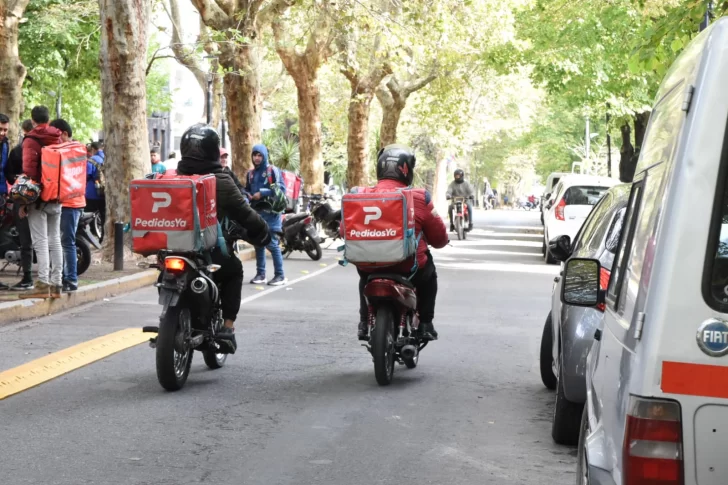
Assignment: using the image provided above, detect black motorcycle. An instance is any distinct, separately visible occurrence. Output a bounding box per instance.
[281,212,323,261]
[0,202,95,276]
[304,194,341,242]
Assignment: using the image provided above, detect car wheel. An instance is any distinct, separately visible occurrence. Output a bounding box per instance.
[539,313,557,390]
[552,355,584,445]
[542,238,547,256]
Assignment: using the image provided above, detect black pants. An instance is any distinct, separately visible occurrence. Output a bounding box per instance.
[211,247,243,322]
[357,252,438,324]
[448,201,473,226]
[13,203,33,278]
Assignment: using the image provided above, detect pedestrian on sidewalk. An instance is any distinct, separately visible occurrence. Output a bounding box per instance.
[4,119,35,290]
[245,144,287,286]
[220,148,245,194]
[151,147,166,175]
[51,119,85,292]
[85,142,105,229]
[19,106,63,299]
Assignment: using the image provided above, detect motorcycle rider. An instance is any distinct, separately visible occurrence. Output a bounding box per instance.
[354,145,449,341]
[446,169,475,232]
[175,124,271,353]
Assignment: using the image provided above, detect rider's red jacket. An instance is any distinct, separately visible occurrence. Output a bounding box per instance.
[358,179,449,274]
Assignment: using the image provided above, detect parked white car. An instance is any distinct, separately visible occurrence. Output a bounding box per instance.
[541,172,569,224]
[561,18,728,485]
[542,174,619,264]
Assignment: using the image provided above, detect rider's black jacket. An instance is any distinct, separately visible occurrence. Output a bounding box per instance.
[176,156,270,247]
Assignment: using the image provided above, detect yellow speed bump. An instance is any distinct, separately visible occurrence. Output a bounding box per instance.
[0,328,151,401]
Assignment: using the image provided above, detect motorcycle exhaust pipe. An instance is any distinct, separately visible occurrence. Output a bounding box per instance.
[190,277,208,294]
[401,345,416,360]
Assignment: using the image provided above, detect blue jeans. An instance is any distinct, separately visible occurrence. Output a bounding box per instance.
[255,211,284,277]
[255,233,284,278]
[61,207,82,284]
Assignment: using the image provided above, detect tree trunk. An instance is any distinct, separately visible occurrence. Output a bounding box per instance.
[221,46,261,180]
[0,0,31,143]
[619,122,635,183]
[379,100,405,149]
[346,92,375,188]
[98,0,150,259]
[432,152,448,216]
[293,71,324,194]
[632,110,650,166]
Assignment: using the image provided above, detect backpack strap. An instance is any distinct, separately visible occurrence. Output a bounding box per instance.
[266,165,276,185]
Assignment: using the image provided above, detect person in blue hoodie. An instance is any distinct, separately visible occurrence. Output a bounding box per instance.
[245,144,287,286]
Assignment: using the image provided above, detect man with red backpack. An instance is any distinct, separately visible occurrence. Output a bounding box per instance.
[352,145,449,341]
[18,106,63,299]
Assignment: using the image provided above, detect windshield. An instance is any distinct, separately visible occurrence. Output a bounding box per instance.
[562,185,610,206]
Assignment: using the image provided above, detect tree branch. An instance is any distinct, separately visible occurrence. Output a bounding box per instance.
[257,0,297,29]
[190,0,232,31]
[404,72,437,96]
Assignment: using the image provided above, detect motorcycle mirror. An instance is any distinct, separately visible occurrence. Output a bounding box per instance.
[207,264,222,273]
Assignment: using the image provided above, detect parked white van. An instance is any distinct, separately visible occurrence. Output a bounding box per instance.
[561,18,728,485]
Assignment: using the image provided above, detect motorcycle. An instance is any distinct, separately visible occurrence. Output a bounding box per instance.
[0,202,94,276]
[363,273,429,386]
[304,194,341,242]
[281,212,324,261]
[452,196,470,241]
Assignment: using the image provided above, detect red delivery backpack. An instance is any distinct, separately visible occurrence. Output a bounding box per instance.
[129,174,218,256]
[38,142,88,203]
[340,186,418,267]
[281,170,302,213]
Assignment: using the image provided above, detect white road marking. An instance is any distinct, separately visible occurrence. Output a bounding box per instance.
[240,263,340,305]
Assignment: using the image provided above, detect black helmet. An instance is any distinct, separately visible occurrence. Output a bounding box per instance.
[376,144,416,186]
[454,168,464,183]
[180,123,221,162]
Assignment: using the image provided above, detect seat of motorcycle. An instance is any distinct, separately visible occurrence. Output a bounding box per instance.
[284,213,309,224]
[366,273,415,288]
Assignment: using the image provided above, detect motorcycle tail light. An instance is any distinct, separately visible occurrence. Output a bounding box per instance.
[304,216,312,225]
[164,257,186,272]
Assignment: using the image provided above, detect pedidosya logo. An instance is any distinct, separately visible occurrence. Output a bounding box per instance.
[350,228,397,238]
[696,319,728,356]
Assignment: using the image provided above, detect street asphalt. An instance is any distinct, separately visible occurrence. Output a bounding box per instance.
[0,208,575,485]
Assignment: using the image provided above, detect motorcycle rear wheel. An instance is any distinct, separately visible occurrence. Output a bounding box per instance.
[372,306,396,386]
[156,306,193,391]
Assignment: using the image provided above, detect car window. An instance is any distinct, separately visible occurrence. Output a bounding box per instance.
[551,177,561,190]
[572,192,613,253]
[707,172,728,310]
[608,182,643,308]
[562,185,610,206]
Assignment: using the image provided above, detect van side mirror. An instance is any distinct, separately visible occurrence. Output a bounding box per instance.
[548,235,572,262]
[561,258,604,307]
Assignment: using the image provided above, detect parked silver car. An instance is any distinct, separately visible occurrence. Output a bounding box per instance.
[539,184,629,445]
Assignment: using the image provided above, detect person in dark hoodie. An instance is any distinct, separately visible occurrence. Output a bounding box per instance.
[4,119,34,291]
[245,144,287,286]
[175,124,271,353]
[19,106,63,300]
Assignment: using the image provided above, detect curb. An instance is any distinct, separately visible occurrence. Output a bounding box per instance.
[0,270,159,327]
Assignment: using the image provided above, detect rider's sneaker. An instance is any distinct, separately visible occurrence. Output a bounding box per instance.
[268,275,287,286]
[420,322,439,340]
[467,223,473,232]
[357,321,369,341]
[10,278,34,291]
[450,224,455,232]
[250,273,266,285]
[216,326,237,354]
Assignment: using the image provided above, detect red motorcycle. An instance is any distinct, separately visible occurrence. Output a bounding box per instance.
[363,273,428,386]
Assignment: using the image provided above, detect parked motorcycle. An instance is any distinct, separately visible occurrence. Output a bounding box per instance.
[452,196,470,241]
[0,202,94,276]
[304,194,341,241]
[281,212,323,261]
[363,274,429,386]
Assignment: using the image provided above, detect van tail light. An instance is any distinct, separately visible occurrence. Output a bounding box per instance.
[555,199,566,221]
[623,396,683,485]
[596,268,610,312]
